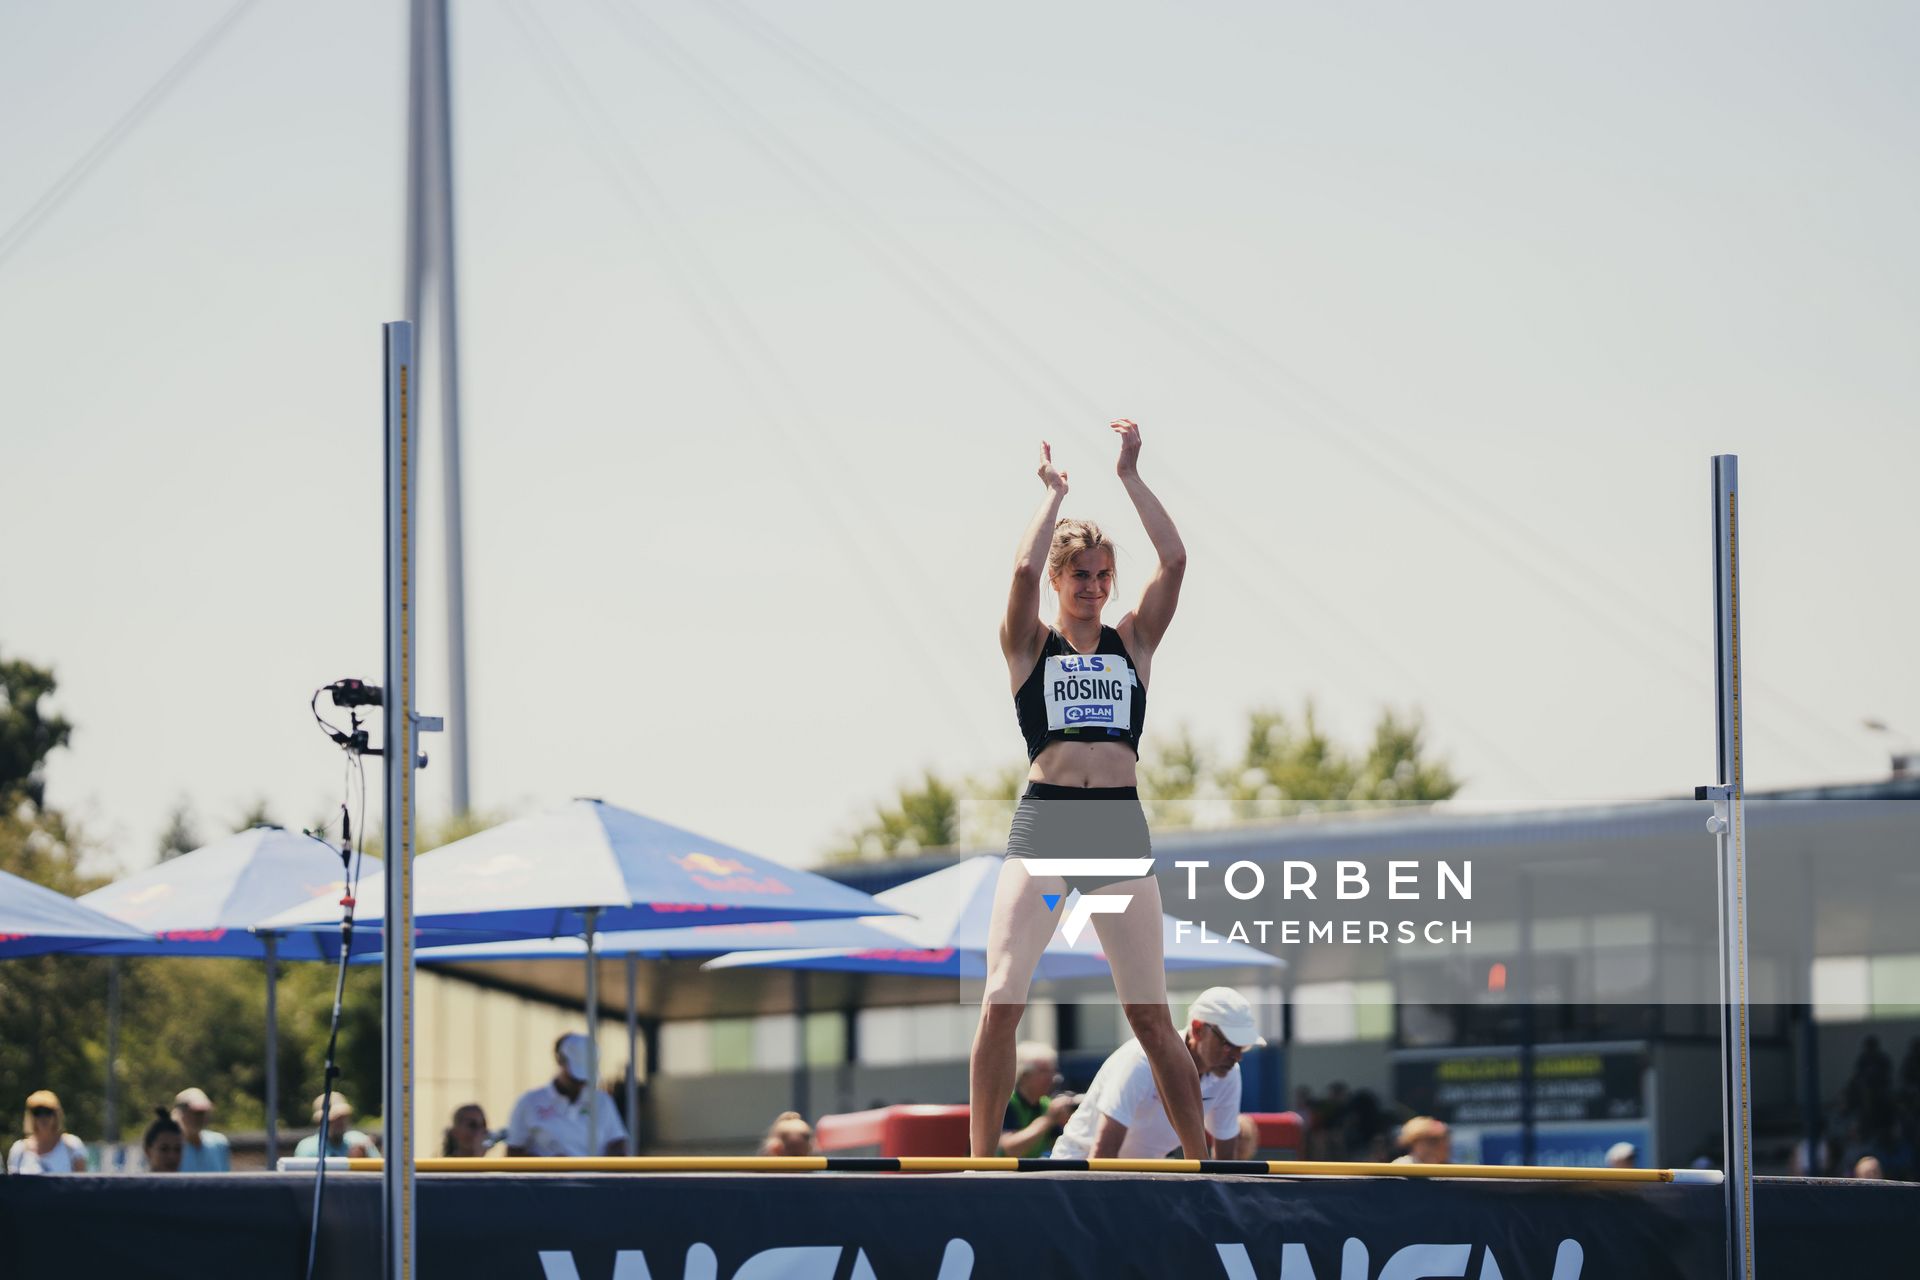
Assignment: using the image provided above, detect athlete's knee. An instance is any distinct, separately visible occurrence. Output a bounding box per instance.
[1122,1002,1178,1040]
[975,998,1027,1034]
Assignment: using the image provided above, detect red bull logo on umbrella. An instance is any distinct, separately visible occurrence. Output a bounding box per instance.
[674,851,793,896]
[675,852,749,877]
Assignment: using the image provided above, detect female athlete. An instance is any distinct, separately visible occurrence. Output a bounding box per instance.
[969,418,1208,1159]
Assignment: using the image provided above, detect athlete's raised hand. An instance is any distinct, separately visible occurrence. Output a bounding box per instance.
[1038,440,1069,495]
[1111,419,1142,478]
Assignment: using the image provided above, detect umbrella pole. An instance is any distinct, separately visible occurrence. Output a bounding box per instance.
[264,933,279,1164]
[792,969,809,1122]
[625,952,639,1154]
[106,959,121,1163]
[584,908,600,1156]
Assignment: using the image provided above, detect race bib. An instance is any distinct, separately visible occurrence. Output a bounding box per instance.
[1043,652,1135,732]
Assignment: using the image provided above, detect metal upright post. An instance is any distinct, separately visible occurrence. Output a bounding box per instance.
[264,933,279,1163]
[105,959,121,1158]
[626,953,641,1154]
[585,908,601,1156]
[383,321,420,1280]
[1699,454,1756,1280]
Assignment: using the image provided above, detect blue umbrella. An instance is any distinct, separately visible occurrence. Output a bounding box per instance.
[0,868,150,957]
[259,799,898,941]
[77,825,379,1160]
[703,855,1284,982]
[262,798,901,1152]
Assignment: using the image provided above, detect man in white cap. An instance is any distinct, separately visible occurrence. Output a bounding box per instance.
[171,1087,230,1173]
[506,1033,627,1158]
[1605,1141,1638,1169]
[1049,987,1263,1160]
[294,1093,375,1159]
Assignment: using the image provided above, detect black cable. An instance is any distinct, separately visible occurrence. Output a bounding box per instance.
[303,695,370,1280]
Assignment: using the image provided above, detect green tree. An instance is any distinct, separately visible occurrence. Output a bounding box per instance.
[1357,709,1460,803]
[0,652,72,811]
[1138,724,1210,825]
[158,799,201,861]
[232,796,277,832]
[1220,702,1459,817]
[828,771,963,862]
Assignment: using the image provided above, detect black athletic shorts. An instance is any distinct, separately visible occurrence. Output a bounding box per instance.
[1004,782,1155,892]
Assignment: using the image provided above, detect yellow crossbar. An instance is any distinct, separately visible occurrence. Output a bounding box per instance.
[331,1155,1687,1183]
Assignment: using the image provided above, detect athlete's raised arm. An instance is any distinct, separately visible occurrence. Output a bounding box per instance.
[1002,441,1068,664]
[1112,419,1186,650]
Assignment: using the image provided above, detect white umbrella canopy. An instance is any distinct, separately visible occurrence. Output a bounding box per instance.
[74,825,377,1161]
[0,868,151,956]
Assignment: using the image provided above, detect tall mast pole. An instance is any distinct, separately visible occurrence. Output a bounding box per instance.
[405,0,472,816]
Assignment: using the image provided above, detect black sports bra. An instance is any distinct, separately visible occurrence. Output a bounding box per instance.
[1012,625,1147,761]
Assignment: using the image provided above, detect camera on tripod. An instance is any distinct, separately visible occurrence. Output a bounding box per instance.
[328,679,383,708]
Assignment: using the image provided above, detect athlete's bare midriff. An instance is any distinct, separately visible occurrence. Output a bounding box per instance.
[1010,617,1151,788]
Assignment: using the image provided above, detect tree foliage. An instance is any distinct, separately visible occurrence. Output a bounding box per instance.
[827,704,1462,862]
[0,651,72,811]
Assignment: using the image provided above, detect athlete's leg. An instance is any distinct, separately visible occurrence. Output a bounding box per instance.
[970,858,1065,1157]
[1088,875,1210,1159]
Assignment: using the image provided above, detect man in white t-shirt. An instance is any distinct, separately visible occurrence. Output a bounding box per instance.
[1050,987,1263,1160]
[506,1033,627,1157]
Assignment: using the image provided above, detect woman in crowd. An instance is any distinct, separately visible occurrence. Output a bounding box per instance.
[7,1090,88,1174]
[143,1107,184,1173]
[442,1103,494,1157]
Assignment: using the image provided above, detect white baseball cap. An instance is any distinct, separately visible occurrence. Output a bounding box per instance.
[558,1033,593,1080]
[1187,987,1266,1048]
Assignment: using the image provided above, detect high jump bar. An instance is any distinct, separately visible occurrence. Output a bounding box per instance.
[282,1156,1721,1183]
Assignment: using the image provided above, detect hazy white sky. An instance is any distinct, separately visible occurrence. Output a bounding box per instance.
[3,0,1915,877]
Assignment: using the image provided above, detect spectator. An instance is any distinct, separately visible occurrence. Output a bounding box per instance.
[760,1112,817,1157]
[7,1091,87,1174]
[1049,987,1261,1160]
[1392,1116,1452,1165]
[1792,1130,1833,1178]
[998,1041,1075,1158]
[143,1108,184,1173]
[443,1104,495,1158]
[507,1033,627,1157]
[1853,1155,1886,1180]
[294,1094,375,1159]
[1605,1141,1638,1169]
[1343,1088,1385,1156]
[1318,1083,1353,1159]
[171,1087,230,1173]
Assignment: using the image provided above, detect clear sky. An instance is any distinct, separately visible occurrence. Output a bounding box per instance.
[4,0,1916,876]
